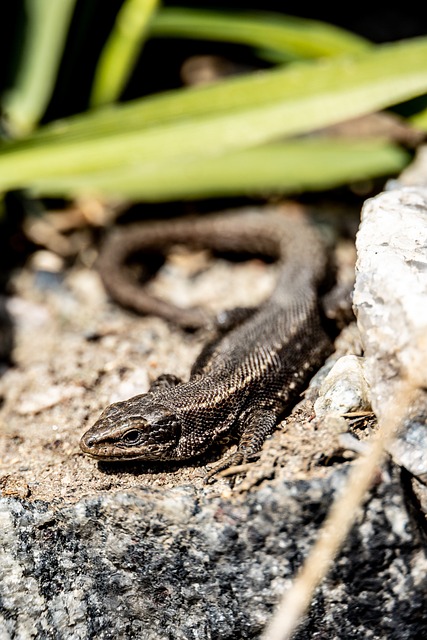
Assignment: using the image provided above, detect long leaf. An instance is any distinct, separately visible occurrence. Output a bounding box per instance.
[29,139,409,200]
[18,36,427,148]
[2,0,77,137]
[0,37,426,195]
[150,8,370,60]
[90,0,161,108]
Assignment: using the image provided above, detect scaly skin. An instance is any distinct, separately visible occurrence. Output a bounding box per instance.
[80,207,332,476]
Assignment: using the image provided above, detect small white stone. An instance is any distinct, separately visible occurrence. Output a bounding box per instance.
[314,354,371,417]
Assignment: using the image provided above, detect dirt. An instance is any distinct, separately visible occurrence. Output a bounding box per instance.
[0,230,360,505]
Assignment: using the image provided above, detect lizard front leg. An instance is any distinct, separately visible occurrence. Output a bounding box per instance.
[205,408,277,481]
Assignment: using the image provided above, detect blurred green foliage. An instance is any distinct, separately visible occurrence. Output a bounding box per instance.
[0,2,426,203]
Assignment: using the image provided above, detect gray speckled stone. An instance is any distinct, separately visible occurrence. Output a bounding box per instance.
[1,465,426,640]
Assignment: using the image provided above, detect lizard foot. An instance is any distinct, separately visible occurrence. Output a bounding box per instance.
[204,451,260,484]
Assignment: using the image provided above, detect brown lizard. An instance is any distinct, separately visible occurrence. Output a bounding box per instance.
[80,206,333,477]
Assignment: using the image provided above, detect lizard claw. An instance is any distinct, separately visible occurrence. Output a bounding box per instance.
[204,451,260,484]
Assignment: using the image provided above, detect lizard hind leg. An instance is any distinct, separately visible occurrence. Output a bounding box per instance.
[205,408,277,483]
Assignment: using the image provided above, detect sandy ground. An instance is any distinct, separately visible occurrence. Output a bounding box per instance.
[0,231,361,505]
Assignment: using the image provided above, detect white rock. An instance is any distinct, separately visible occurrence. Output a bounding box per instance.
[353,186,427,409]
[353,150,427,477]
[314,355,371,417]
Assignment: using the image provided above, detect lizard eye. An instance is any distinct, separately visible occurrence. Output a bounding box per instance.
[122,429,143,445]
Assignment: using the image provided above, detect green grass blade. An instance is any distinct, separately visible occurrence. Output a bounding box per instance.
[0,37,426,195]
[150,8,370,60]
[90,0,161,108]
[29,139,409,200]
[19,35,427,151]
[2,0,77,136]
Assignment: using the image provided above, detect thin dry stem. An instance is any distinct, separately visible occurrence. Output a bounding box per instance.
[261,379,415,640]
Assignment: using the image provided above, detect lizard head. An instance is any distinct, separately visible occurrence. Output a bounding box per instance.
[80,394,182,461]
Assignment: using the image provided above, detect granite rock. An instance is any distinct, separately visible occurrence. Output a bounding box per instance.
[1,465,426,640]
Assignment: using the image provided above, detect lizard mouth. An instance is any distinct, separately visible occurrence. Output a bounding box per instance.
[79,432,146,460]
[79,433,114,459]
[80,445,145,461]
[79,431,180,461]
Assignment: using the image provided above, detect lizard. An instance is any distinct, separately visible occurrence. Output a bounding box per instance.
[80,206,333,478]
